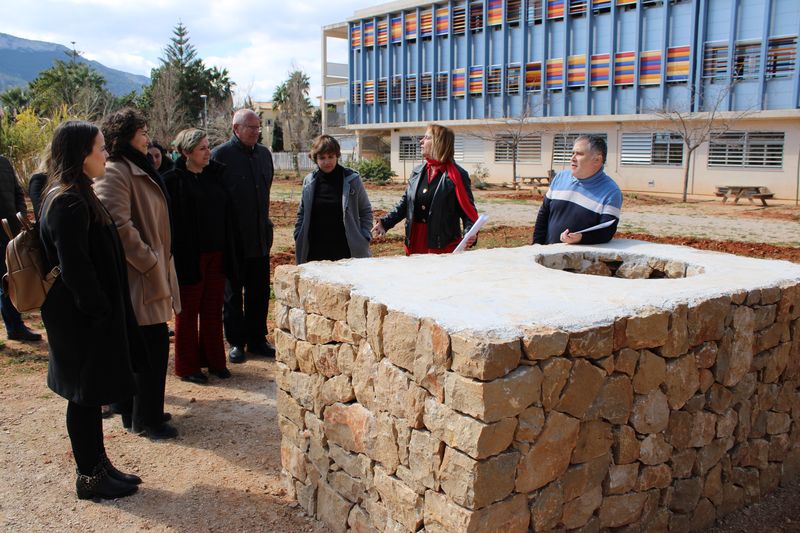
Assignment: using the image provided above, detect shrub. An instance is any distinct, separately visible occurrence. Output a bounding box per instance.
[350,157,396,185]
[471,163,489,190]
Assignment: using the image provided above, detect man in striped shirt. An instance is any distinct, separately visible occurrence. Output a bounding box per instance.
[532,135,622,245]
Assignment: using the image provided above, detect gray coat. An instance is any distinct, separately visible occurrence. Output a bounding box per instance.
[294,167,372,265]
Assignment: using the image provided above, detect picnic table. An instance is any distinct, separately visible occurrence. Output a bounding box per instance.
[714,185,774,206]
[520,170,556,187]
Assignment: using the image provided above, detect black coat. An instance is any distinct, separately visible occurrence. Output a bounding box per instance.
[28,172,47,221]
[380,163,476,249]
[162,158,240,286]
[0,156,26,274]
[39,190,145,406]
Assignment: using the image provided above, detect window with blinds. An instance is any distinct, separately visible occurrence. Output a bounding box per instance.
[766,35,797,79]
[507,0,522,23]
[702,41,728,80]
[494,135,543,163]
[470,1,484,31]
[507,64,521,93]
[621,132,683,166]
[487,65,503,95]
[452,5,467,34]
[552,133,608,164]
[527,0,543,22]
[399,136,422,160]
[708,132,784,168]
[454,136,485,164]
[420,73,433,100]
[733,41,761,80]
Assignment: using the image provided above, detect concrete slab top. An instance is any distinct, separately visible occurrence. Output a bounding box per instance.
[297,239,800,336]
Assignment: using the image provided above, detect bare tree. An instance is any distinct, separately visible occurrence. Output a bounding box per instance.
[148,65,189,145]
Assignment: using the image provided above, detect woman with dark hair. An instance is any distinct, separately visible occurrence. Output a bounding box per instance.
[372,124,479,254]
[163,128,236,384]
[39,120,144,499]
[94,108,181,440]
[148,141,173,173]
[294,134,372,264]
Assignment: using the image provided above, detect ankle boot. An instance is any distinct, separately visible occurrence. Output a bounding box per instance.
[75,462,138,500]
[101,452,142,485]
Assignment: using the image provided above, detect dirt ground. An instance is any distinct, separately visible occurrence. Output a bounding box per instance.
[1,186,799,532]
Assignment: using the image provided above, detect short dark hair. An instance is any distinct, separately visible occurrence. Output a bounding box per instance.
[309,134,341,161]
[101,107,147,159]
[576,135,607,163]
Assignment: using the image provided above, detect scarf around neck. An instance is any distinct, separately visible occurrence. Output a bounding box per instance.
[424,158,478,223]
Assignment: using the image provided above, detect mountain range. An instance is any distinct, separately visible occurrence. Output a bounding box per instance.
[0,32,150,96]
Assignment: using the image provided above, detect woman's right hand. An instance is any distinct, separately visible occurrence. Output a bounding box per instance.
[371,221,386,239]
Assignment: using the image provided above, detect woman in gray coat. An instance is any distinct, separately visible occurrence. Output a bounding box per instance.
[294,135,372,264]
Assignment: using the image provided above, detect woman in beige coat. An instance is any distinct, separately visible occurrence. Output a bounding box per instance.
[94,108,181,440]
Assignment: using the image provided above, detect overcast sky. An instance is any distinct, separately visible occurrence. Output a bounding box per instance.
[1,0,372,103]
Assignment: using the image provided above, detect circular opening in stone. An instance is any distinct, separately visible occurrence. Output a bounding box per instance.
[534,252,705,279]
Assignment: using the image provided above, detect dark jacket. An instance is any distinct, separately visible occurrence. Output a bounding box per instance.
[211,135,274,259]
[380,162,476,249]
[163,158,240,285]
[28,172,47,221]
[39,190,144,406]
[0,155,26,252]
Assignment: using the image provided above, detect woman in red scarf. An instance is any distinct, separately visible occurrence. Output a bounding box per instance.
[372,124,478,254]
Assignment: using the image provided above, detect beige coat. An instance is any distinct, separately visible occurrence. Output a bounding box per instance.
[94,157,181,326]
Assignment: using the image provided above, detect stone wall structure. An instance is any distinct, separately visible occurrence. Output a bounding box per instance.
[274,240,800,532]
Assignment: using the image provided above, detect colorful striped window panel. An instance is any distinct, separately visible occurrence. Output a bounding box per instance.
[436,72,449,98]
[487,65,502,94]
[592,0,612,9]
[470,2,484,31]
[569,0,588,15]
[546,59,564,89]
[364,22,375,47]
[421,9,433,37]
[525,62,542,91]
[507,63,521,93]
[767,36,798,78]
[405,12,417,39]
[469,66,484,94]
[665,46,690,82]
[616,0,636,5]
[702,42,728,79]
[590,54,610,86]
[567,55,586,87]
[528,0,543,22]
[507,0,522,23]
[377,20,388,46]
[351,82,361,104]
[548,0,565,19]
[377,79,388,104]
[391,75,403,101]
[421,73,433,100]
[405,75,417,100]
[452,6,467,34]
[391,17,403,43]
[639,50,661,85]
[436,6,449,35]
[488,0,503,26]
[364,80,375,104]
[614,51,636,85]
[351,27,361,49]
[452,68,466,97]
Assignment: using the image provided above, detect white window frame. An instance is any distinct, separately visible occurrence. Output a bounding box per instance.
[454,136,485,164]
[494,134,542,163]
[399,135,422,160]
[708,131,784,168]
[621,132,683,166]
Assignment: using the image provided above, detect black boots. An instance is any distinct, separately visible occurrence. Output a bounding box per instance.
[75,462,138,501]
[100,452,142,485]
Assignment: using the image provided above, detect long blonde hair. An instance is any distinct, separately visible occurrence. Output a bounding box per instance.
[427,124,455,163]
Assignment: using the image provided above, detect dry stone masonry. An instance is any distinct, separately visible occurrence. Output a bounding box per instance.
[274,240,800,532]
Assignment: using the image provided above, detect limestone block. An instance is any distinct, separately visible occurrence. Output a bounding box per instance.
[636,464,672,491]
[753,304,778,331]
[614,317,628,351]
[299,279,349,321]
[703,463,724,506]
[308,438,330,479]
[699,369,715,393]
[696,437,733,474]
[522,326,568,360]
[633,349,666,394]
[769,433,791,462]
[669,477,703,514]
[671,448,697,479]
[735,400,752,443]
[688,411,718,447]
[731,466,760,504]
[276,388,305,428]
[606,463,639,495]
[324,403,373,456]
[337,343,357,376]
[347,293,369,337]
[304,411,325,443]
[423,397,517,460]
[756,322,789,354]
[665,354,700,410]
[660,304,689,357]
[289,307,307,341]
[294,341,316,374]
[694,341,718,369]
[556,359,606,419]
[597,355,615,374]
[572,420,612,464]
[295,479,317,516]
[615,348,639,376]
[731,372,758,404]
[630,390,670,434]
[348,505,378,533]
[396,421,412,466]
[707,383,734,414]
[371,412,400,472]
[766,411,791,434]
[316,479,354,533]
[445,365,542,423]
[763,342,791,384]
[530,481,563,531]
[567,324,614,358]
[413,318,452,402]
[313,344,340,378]
[281,437,307,481]
[560,485,602,530]
[373,467,424,531]
[329,443,372,481]
[598,492,648,528]
[541,358,572,410]
[625,310,670,349]
[366,301,387,357]
[762,287,782,305]
[306,314,335,344]
[586,374,633,425]
[275,328,298,370]
[516,410,580,492]
[275,302,291,331]
[715,306,755,387]
[687,296,730,346]
[515,406,545,442]
[279,416,307,452]
[333,320,356,344]
[450,332,522,380]
[613,425,640,465]
[716,408,739,439]
[284,371,324,413]
[320,375,355,407]
[274,265,300,307]
[438,447,518,509]
[372,360,427,428]
[352,341,379,410]
[561,453,609,501]
[382,311,421,372]
[328,470,366,504]
[777,283,800,322]
[409,429,444,491]
[639,433,673,465]
[424,492,530,533]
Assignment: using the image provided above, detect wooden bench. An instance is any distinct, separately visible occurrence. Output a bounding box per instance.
[520,170,556,187]
[715,185,774,206]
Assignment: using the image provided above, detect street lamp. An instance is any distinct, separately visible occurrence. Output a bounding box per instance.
[200,94,208,128]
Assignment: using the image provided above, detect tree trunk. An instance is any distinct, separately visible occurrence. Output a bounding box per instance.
[682,149,692,203]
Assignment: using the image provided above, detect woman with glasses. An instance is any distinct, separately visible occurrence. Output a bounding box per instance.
[372,123,478,254]
[94,108,181,440]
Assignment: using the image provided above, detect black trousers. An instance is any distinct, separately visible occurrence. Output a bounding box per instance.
[114,323,169,428]
[223,256,270,348]
[66,401,103,475]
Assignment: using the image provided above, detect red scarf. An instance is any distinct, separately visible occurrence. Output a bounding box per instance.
[424,158,479,223]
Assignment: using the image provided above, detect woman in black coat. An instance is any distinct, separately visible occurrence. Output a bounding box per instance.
[39,120,145,500]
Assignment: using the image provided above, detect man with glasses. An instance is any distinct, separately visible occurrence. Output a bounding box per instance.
[212,109,275,363]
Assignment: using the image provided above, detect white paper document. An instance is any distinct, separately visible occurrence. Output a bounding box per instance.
[453,213,489,253]
[574,219,615,234]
